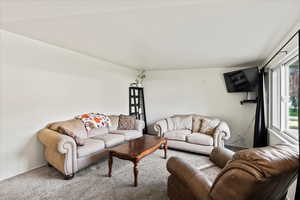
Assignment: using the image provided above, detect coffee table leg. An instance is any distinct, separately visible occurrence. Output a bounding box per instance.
[133,161,138,187]
[164,140,168,159]
[108,152,113,177]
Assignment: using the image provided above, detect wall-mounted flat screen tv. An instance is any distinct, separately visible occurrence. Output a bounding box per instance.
[223,67,259,93]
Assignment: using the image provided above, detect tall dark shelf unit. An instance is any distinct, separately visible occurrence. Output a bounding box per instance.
[129,87,147,134]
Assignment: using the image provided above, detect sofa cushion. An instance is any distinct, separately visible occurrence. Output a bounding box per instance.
[110,130,142,141]
[48,119,88,138]
[164,130,192,141]
[172,115,193,130]
[118,115,136,130]
[77,138,105,158]
[186,133,213,146]
[199,118,220,136]
[87,127,109,138]
[92,133,125,148]
[108,115,119,131]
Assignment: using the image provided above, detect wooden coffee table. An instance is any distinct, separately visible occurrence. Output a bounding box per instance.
[108,135,167,187]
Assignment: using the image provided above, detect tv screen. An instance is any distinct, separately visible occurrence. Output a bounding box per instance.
[223,67,259,93]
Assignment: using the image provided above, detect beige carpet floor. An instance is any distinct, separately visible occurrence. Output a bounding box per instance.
[0,149,210,200]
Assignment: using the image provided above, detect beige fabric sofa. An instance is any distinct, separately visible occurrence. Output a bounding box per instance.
[154,114,230,155]
[38,115,144,179]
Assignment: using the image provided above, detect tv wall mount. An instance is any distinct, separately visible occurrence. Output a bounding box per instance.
[240,92,257,105]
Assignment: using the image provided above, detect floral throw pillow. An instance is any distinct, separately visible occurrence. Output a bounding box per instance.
[199,118,220,136]
[118,115,136,130]
[57,126,85,146]
[75,113,111,132]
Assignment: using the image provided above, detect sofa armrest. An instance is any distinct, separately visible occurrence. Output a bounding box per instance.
[38,128,77,154]
[212,121,230,148]
[135,120,145,132]
[37,128,78,175]
[213,131,225,148]
[209,147,234,168]
[154,119,168,137]
[215,121,230,140]
[167,157,212,200]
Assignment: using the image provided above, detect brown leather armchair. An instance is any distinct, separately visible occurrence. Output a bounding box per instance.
[167,144,299,200]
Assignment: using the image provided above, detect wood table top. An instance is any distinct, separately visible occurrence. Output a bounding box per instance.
[109,135,166,160]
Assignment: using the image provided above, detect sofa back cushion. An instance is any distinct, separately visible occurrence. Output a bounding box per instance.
[87,127,109,137]
[171,115,193,130]
[48,119,88,138]
[166,118,175,131]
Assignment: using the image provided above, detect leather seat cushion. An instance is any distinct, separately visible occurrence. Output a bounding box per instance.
[77,138,105,158]
[92,133,125,148]
[187,133,213,146]
[110,130,142,141]
[164,130,192,141]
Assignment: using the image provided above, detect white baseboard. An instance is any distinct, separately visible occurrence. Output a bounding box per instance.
[0,162,46,182]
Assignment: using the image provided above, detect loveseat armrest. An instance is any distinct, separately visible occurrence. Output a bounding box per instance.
[167,157,212,200]
[154,119,168,137]
[213,121,230,148]
[135,120,145,132]
[215,121,230,140]
[210,147,234,169]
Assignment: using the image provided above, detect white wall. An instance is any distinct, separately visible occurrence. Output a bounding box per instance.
[0,30,136,181]
[144,68,257,147]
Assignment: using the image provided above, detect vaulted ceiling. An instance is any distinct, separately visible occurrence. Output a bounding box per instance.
[1,0,300,70]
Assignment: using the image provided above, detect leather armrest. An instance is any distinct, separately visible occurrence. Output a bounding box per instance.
[167,157,212,200]
[209,147,234,168]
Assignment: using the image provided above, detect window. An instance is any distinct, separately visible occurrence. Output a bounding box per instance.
[270,50,299,141]
[285,59,299,136]
[271,67,281,129]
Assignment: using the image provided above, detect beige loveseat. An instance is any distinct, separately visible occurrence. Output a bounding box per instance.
[154,115,230,155]
[38,115,144,179]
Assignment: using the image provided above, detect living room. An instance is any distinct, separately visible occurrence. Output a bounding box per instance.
[0,1,299,200]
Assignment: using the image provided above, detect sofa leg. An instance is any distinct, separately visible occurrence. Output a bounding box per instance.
[64,173,74,180]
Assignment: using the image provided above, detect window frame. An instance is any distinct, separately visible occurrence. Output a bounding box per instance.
[268,48,299,143]
[282,56,299,138]
[270,66,281,131]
